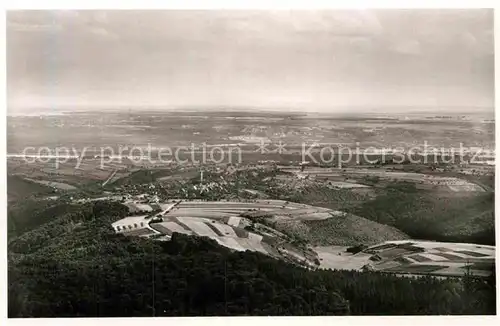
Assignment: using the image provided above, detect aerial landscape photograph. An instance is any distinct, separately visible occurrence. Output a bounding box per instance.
[5,9,496,317]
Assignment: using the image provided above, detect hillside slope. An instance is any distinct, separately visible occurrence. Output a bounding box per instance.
[303,213,410,246]
[7,175,55,201]
[349,187,495,245]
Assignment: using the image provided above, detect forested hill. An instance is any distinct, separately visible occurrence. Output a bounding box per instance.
[8,200,496,317]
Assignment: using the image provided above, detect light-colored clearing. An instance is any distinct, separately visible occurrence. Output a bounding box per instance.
[314,246,371,270]
[210,223,238,237]
[227,216,242,227]
[248,232,263,242]
[215,237,246,251]
[416,252,454,261]
[134,203,153,211]
[236,238,267,254]
[180,219,218,238]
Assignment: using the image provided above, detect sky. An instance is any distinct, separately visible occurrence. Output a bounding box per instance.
[7,10,494,113]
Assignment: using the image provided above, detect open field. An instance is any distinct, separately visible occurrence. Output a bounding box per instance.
[314,246,372,270]
[112,211,316,265]
[364,240,495,277]
[314,240,495,278]
[119,199,316,220]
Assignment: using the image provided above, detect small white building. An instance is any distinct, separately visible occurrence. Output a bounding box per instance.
[112,215,149,233]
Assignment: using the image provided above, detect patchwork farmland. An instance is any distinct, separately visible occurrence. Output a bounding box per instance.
[6,157,136,188]
[316,240,495,278]
[110,200,332,267]
[121,199,327,220]
[111,199,494,278]
[109,199,406,269]
[111,199,398,267]
[280,167,486,192]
